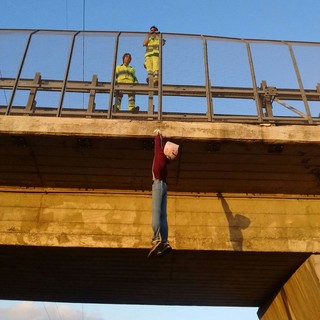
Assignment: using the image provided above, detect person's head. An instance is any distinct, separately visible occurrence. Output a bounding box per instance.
[122,53,132,65]
[150,25,159,33]
[164,141,179,160]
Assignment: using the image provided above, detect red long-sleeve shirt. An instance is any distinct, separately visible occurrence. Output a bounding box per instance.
[152,133,169,183]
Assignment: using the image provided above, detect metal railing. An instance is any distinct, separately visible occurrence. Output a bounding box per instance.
[0,29,319,124]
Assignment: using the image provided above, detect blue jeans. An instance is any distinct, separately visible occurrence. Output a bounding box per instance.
[152,179,168,242]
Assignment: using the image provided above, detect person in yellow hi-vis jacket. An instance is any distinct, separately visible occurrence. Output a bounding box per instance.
[113,53,139,113]
[143,26,166,86]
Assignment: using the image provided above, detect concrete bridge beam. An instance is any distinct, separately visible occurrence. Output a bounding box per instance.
[258,254,320,320]
[1,190,319,253]
[0,190,319,306]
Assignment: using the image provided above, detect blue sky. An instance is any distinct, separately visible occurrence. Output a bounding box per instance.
[1,0,320,319]
[1,0,320,42]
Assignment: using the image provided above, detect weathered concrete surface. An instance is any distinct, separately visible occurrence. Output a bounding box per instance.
[0,190,317,306]
[258,254,320,320]
[1,115,320,143]
[2,116,320,195]
[1,191,319,253]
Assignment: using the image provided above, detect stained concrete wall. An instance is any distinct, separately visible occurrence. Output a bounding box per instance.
[1,190,319,253]
[2,116,320,143]
[258,254,320,320]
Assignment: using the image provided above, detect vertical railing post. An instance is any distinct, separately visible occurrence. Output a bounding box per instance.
[26,72,41,113]
[87,74,98,115]
[5,30,39,115]
[246,41,263,122]
[287,42,313,124]
[108,32,121,118]
[202,36,213,121]
[56,31,80,117]
[157,33,164,120]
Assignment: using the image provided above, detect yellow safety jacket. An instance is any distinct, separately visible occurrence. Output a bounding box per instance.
[145,36,160,58]
[116,64,138,83]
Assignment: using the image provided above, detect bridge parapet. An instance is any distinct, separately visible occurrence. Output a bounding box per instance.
[0,29,320,124]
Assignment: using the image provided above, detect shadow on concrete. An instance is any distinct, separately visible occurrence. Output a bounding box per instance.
[218,193,251,251]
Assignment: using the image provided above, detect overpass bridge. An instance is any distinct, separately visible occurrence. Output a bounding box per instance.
[0,29,320,319]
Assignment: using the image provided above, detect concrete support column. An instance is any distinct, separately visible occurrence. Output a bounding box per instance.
[258,254,320,320]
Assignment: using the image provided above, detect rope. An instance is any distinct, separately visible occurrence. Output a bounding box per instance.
[82,0,86,108]
[42,303,52,320]
[65,0,69,29]
[55,303,63,320]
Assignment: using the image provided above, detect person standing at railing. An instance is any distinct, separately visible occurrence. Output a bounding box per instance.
[113,52,139,113]
[148,129,179,258]
[143,26,165,86]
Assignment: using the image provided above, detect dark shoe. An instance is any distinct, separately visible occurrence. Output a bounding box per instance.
[147,239,161,258]
[112,105,120,112]
[130,106,140,113]
[157,242,172,257]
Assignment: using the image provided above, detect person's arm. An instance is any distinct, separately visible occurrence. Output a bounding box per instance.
[153,129,162,155]
[154,133,162,154]
[152,130,162,180]
[143,34,150,47]
[132,67,138,83]
[115,65,120,83]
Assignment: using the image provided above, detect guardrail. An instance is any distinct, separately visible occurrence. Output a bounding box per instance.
[0,29,319,124]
